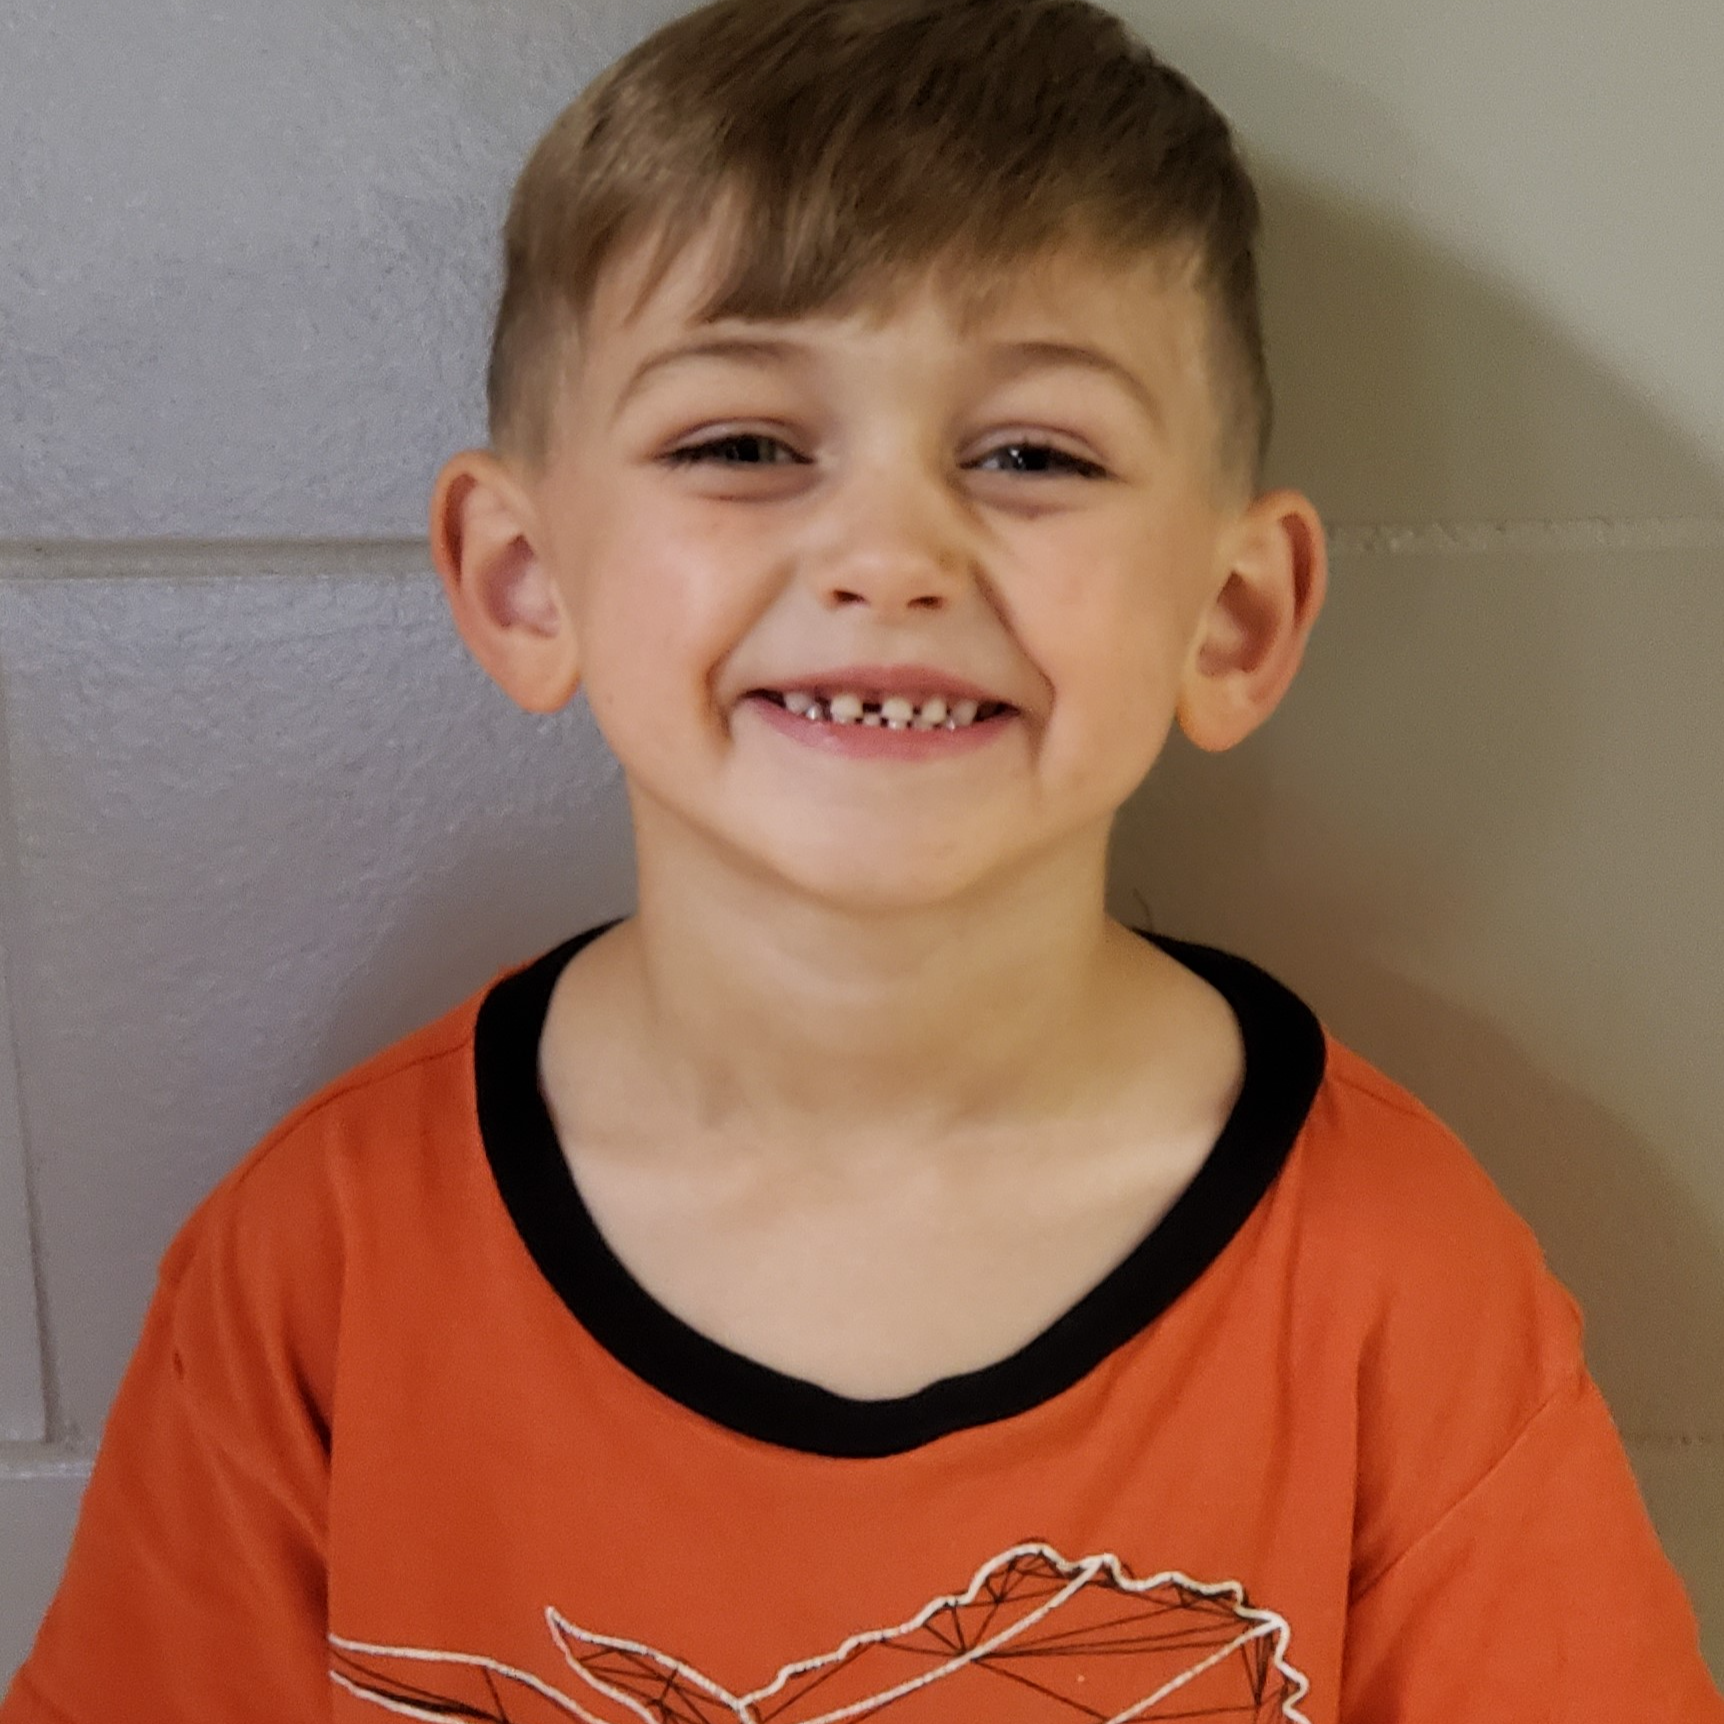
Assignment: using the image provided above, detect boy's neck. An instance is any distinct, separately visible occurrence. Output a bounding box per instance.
[540,839,1224,1171]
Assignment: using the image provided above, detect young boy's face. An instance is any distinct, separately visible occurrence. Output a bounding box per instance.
[451,219,1316,916]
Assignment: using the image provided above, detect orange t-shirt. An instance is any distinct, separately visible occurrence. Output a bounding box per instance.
[5,920,1719,1722]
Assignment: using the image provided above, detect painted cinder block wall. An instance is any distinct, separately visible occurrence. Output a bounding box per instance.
[2,0,1721,1682]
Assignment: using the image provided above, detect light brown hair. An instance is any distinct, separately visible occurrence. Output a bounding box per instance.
[488,0,1271,494]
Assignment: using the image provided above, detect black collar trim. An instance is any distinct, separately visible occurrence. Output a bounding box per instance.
[473,921,1326,1459]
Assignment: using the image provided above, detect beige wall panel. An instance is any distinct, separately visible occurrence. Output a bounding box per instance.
[0,558,636,1446]
[1122,0,1724,524]
[0,0,687,538]
[1108,541,1724,1438]
[1629,1440,1724,1685]
[4,0,1718,536]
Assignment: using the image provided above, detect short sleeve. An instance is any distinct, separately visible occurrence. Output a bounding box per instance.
[0,1143,338,1723]
[1340,1357,1723,1720]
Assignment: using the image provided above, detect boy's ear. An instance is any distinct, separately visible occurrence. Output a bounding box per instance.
[1174,489,1328,753]
[428,450,582,714]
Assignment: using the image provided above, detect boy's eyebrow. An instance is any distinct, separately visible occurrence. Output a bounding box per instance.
[610,334,1164,430]
[612,337,809,423]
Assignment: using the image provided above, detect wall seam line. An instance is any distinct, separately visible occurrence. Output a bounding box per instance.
[1328,519,1724,555]
[0,637,60,1446]
[0,542,431,580]
[0,517,1720,573]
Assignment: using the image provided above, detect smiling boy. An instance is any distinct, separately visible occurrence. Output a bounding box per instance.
[5,1,1721,1720]
[438,219,1292,1408]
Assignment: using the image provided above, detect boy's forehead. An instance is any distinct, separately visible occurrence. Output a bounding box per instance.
[544,231,1220,479]
[576,215,1211,401]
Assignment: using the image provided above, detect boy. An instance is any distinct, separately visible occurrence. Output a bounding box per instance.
[5,0,1720,1717]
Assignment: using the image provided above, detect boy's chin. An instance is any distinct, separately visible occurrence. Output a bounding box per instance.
[732,836,1024,919]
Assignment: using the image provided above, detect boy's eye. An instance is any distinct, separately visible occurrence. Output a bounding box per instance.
[973,442,1107,479]
[663,433,1106,478]
[664,432,806,468]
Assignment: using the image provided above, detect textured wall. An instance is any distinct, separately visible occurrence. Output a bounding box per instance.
[2,0,1720,1684]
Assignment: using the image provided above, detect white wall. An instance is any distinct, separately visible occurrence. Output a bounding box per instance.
[1,0,1720,1684]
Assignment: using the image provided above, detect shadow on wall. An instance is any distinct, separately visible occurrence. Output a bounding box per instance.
[1108,168,1724,1439]
[1254,174,1724,523]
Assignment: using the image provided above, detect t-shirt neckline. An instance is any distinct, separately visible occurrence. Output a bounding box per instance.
[473,919,1326,1459]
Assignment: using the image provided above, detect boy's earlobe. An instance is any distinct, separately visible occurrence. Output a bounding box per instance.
[1175,490,1327,754]
[428,450,582,714]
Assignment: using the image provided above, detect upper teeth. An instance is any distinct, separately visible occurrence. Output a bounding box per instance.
[780,690,986,730]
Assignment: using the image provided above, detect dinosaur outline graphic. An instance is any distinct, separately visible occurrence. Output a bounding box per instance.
[331,1541,1312,1723]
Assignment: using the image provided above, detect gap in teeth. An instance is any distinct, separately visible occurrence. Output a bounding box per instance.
[775,689,996,730]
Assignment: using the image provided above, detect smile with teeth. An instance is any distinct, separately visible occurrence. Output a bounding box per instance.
[756,690,1013,730]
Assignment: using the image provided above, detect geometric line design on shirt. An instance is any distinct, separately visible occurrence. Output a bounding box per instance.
[329,1540,1312,1723]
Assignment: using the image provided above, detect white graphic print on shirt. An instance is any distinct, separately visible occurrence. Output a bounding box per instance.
[328,1541,1312,1722]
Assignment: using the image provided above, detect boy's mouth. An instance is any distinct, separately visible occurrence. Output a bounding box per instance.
[747,688,1017,732]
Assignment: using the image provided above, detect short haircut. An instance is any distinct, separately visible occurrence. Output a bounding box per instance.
[488,0,1271,496]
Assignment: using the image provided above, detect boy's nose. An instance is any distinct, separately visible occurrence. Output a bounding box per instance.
[819,548,964,613]
[803,461,978,612]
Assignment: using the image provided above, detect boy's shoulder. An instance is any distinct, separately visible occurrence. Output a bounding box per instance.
[1283,1033,1607,1610]
[154,974,494,1301]
[1165,929,1573,1341]
[1290,1031,1575,1316]
[1298,1033,1557,1276]
[1291,1029,1587,1473]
